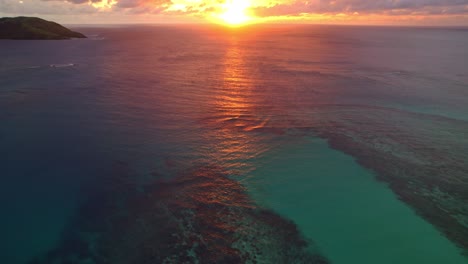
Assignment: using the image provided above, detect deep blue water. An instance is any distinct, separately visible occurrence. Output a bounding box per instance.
[1,25,468,263]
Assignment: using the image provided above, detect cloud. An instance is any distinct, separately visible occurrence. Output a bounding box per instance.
[115,0,142,8]
[253,0,468,17]
[40,0,102,4]
[115,0,169,9]
[0,0,98,15]
[1,0,467,24]
[7,0,468,16]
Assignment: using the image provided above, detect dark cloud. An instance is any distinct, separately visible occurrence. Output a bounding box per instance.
[115,0,169,9]
[116,0,145,8]
[0,0,98,15]
[38,0,163,7]
[40,0,101,4]
[65,0,88,4]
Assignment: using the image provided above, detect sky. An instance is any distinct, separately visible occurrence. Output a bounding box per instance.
[1,0,468,25]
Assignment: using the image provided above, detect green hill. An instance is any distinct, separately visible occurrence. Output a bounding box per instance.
[0,17,86,40]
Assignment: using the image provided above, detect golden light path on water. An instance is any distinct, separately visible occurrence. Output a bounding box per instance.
[201,33,275,177]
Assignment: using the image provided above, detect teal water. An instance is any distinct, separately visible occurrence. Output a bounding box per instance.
[248,137,467,263]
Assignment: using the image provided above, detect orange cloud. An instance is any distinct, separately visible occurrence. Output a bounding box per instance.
[1,0,468,25]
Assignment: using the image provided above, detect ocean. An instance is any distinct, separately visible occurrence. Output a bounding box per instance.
[1,24,467,263]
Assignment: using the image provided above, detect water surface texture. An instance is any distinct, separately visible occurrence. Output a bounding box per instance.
[1,25,468,263]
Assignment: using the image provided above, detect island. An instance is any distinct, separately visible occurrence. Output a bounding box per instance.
[0,16,86,40]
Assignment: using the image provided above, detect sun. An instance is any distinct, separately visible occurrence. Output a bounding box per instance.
[218,0,252,26]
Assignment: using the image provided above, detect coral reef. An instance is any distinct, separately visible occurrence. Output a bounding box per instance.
[30,163,328,264]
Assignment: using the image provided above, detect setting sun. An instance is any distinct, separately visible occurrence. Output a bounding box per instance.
[218,0,252,26]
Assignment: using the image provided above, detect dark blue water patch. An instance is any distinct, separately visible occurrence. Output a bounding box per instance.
[0,42,112,263]
[0,106,111,263]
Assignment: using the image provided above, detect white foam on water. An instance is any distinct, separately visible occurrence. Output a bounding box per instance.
[49,63,76,68]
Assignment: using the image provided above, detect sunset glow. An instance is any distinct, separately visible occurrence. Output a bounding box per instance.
[218,0,253,26]
[1,0,468,25]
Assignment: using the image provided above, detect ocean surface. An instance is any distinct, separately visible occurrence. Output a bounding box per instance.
[1,25,468,264]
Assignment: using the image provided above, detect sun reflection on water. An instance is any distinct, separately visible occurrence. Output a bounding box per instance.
[201,36,274,177]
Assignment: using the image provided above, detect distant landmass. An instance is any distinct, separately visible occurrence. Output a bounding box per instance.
[0,17,86,40]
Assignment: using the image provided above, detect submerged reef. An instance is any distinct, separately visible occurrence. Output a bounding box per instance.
[315,106,468,253]
[201,103,468,254]
[30,163,329,264]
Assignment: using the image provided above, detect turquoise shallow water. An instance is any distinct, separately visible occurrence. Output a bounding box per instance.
[248,137,467,263]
